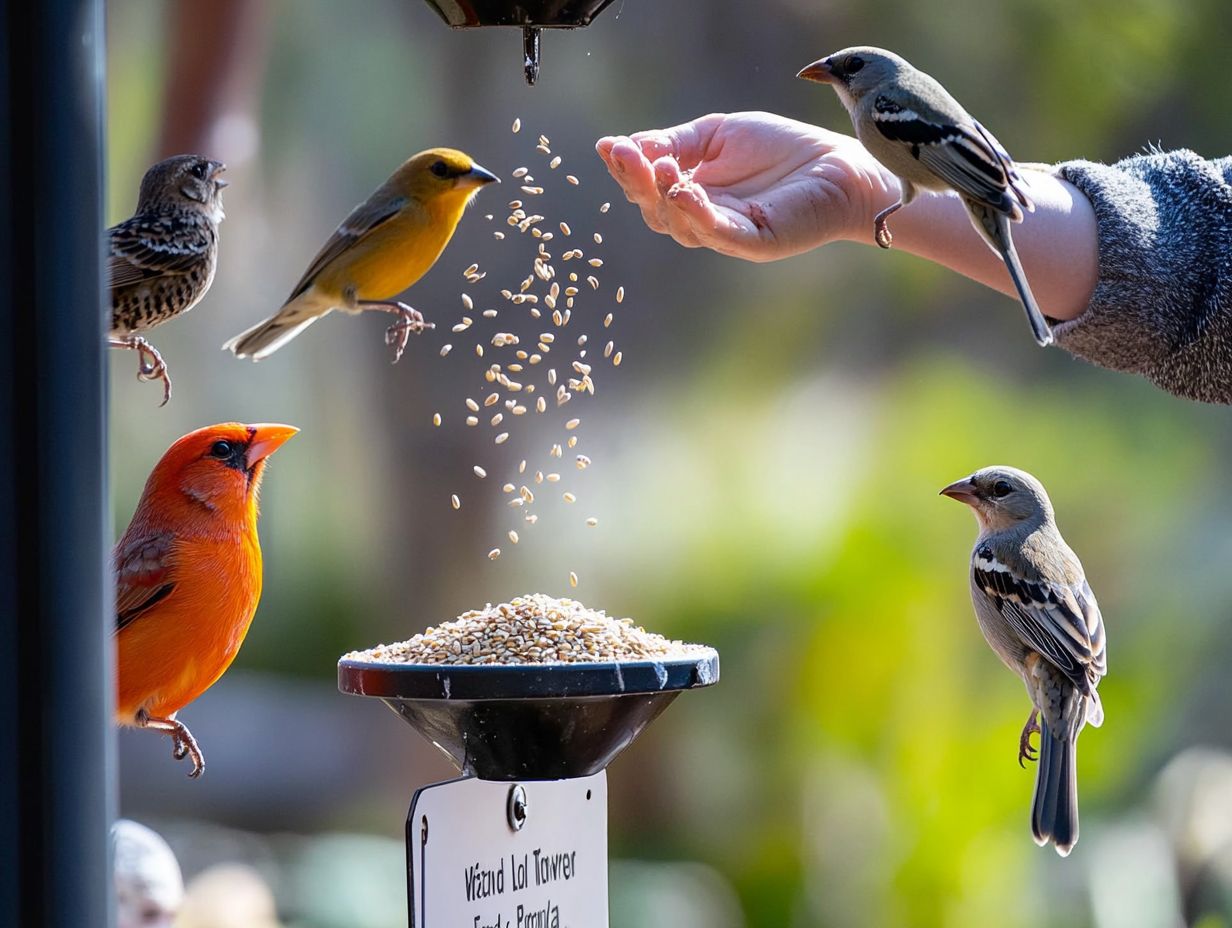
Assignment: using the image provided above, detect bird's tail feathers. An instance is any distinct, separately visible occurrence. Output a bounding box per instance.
[1031,717,1079,856]
[223,294,330,361]
[976,208,1053,348]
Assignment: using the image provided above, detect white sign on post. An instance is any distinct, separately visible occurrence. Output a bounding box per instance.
[408,771,608,928]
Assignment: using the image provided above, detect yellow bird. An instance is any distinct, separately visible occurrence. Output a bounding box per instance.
[224,148,499,361]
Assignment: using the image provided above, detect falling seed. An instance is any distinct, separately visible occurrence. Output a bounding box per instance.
[546,472,560,482]
[461,293,473,310]
[464,263,479,277]
[576,455,591,469]
[475,345,484,357]
[587,276,599,290]
[451,494,461,510]
[536,396,547,413]
[604,341,613,358]
[616,286,625,303]
[494,231,505,240]
[559,222,572,236]
[432,412,442,427]
[565,418,580,430]
[613,352,623,366]
[563,492,576,503]
[509,530,520,544]
[519,459,527,473]
[567,436,577,448]
[566,174,579,185]
[452,321,471,333]
[551,443,563,458]
[489,548,501,560]
[521,186,544,196]
[485,393,499,407]
[600,202,610,213]
[569,571,578,588]
[526,513,539,524]
[512,118,521,133]
[466,416,478,426]
[483,309,498,318]
[534,471,544,485]
[495,432,509,445]
[474,466,487,478]
[490,413,503,426]
[550,156,562,169]
[440,344,453,356]
[586,517,598,527]
[513,167,527,178]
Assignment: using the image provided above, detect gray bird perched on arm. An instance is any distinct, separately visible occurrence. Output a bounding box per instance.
[798,47,1053,347]
[108,154,227,405]
[941,466,1106,856]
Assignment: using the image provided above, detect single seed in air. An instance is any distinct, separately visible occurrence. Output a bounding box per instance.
[576,455,591,469]
[488,548,501,560]
[603,314,613,327]
[451,494,461,510]
[508,530,520,544]
[563,492,576,503]
[466,416,478,426]
[550,156,562,169]
[495,432,509,445]
[565,418,580,430]
[616,287,625,303]
[464,263,479,277]
[440,344,453,356]
[586,517,598,527]
[559,222,572,236]
[432,412,442,427]
[569,572,579,588]
[566,175,579,185]
[473,466,487,479]
[600,202,610,213]
[613,352,623,366]
[512,118,521,133]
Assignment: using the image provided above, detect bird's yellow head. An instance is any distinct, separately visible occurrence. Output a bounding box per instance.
[392,148,500,205]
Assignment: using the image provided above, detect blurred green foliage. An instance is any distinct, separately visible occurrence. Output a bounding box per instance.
[106,1,1232,925]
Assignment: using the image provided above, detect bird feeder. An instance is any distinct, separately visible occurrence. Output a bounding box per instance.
[418,0,619,85]
[339,649,718,926]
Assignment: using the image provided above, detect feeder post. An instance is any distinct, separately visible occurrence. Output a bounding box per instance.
[0,0,114,925]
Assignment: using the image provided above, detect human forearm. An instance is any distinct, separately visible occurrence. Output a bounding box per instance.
[864,169,1099,323]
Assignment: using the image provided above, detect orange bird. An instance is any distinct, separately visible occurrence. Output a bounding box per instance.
[114,422,298,777]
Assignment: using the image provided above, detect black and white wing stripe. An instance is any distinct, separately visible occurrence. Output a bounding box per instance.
[872,96,1032,218]
[108,214,214,290]
[972,546,1106,693]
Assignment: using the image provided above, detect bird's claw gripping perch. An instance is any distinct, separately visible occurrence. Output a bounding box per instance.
[873,200,903,250]
[1018,709,1040,768]
[110,335,173,406]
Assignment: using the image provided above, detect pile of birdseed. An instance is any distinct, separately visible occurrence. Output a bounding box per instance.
[345,594,710,666]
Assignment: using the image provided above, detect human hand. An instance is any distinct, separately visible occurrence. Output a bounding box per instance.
[596,111,899,262]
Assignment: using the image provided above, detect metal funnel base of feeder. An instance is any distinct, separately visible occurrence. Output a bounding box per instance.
[339,651,719,780]
[418,0,619,84]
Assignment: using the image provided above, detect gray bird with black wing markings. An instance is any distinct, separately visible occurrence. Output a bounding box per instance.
[798,46,1053,347]
[941,466,1106,856]
[109,154,227,405]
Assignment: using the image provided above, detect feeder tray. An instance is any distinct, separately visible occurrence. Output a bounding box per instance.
[418,0,620,84]
[339,651,719,780]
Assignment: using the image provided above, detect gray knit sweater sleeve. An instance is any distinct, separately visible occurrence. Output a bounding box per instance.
[1053,150,1232,404]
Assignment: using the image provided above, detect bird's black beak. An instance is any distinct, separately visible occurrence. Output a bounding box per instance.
[939,477,980,507]
[797,58,836,85]
[465,163,500,186]
[210,161,229,189]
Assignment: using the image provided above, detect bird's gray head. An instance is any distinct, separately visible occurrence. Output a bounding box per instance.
[797,46,911,107]
[940,465,1054,533]
[136,154,228,220]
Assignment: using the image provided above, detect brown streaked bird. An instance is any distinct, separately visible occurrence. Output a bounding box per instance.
[223,148,499,363]
[109,154,228,405]
[798,47,1052,346]
[941,466,1107,856]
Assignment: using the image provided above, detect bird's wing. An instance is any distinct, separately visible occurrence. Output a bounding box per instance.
[871,97,1026,216]
[284,192,408,302]
[108,214,213,290]
[973,549,1104,693]
[114,532,178,633]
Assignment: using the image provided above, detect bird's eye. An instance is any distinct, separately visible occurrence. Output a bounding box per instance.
[430,160,449,178]
[190,161,208,179]
[846,56,865,73]
[992,479,1013,498]
[210,440,234,459]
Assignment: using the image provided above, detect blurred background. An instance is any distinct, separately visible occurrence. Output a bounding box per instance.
[106,1,1232,925]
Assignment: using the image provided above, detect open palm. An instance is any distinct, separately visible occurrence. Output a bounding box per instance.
[596,112,895,262]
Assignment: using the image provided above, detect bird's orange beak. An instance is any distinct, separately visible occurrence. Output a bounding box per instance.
[939,477,980,507]
[245,424,298,469]
[797,59,835,84]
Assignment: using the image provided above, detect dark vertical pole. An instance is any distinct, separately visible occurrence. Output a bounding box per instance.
[0,0,113,926]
